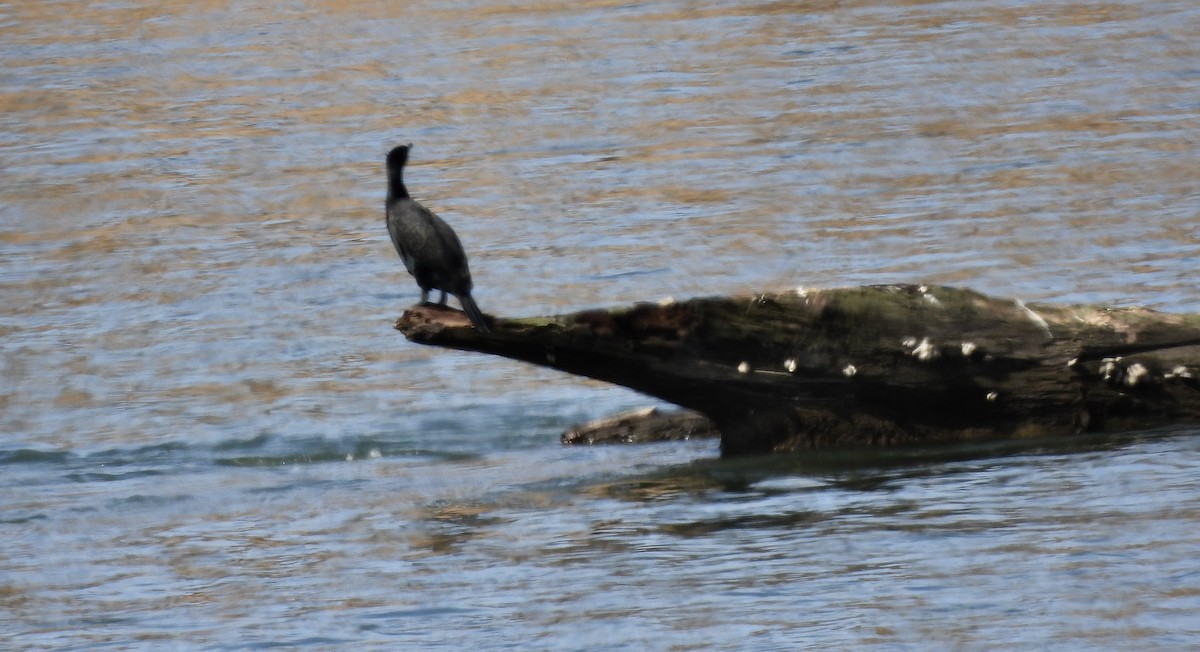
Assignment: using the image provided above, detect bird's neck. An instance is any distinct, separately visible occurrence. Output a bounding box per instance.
[387,168,410,202]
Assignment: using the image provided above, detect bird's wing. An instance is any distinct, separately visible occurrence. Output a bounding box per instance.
[430,213,469,273]
[388,201,443,266]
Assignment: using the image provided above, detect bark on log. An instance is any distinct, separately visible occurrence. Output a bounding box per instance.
[396,285,1200,455]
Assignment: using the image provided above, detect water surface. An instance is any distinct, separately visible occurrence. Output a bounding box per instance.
[2,0,1199,648]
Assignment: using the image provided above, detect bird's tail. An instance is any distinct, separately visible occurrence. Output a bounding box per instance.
[458,293,490,333]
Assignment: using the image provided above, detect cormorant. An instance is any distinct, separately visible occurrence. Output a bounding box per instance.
[385,144,489,332]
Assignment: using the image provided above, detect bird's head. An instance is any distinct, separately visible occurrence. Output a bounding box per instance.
[386,143,414,170]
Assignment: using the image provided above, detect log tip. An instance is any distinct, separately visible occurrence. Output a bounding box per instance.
[396,303,484,340]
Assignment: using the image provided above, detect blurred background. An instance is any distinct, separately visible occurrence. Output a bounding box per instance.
[2,0,1199,648]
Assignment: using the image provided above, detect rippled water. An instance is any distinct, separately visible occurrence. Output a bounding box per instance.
[3,0,1200,648]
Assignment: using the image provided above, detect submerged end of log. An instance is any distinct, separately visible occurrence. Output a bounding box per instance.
[561,407,719,445]
[396,286,1200,456]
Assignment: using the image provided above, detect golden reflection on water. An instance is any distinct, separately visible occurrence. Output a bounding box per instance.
[2,0,1199,445]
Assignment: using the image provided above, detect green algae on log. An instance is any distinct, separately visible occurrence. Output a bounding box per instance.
[395,285,1200,456]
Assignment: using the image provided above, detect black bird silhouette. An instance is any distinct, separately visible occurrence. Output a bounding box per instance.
[385,144,489,332]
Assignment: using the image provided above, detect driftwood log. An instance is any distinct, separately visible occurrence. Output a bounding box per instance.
[396,285,1200,455]
[560,406,718,445]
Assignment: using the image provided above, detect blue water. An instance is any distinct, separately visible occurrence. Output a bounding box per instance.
[3,0,1200,648]
[6,432,1200,649]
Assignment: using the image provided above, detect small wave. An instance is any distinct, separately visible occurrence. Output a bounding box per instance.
[64,469,165,483]
[0,449,70,465]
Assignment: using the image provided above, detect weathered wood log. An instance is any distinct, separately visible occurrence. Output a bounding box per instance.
[560,407,718,445]
[396,285,1200,455]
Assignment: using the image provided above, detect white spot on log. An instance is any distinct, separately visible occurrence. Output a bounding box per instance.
[737,361,751,374]
[1124,362,1150,387]
[919,286,941,306]
[784,358,798,373]
[842,364,857,377]
[912,337,939,361]
[1166,365,1193,380]
[1067,357,1078,368]
[796,286,809,298]
[1100,357,1119,381]
[658,296,676,306]
[961,342,977,357]
[986,391,999,402]
[902,336,918,348]
[1014,299,1052,338]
